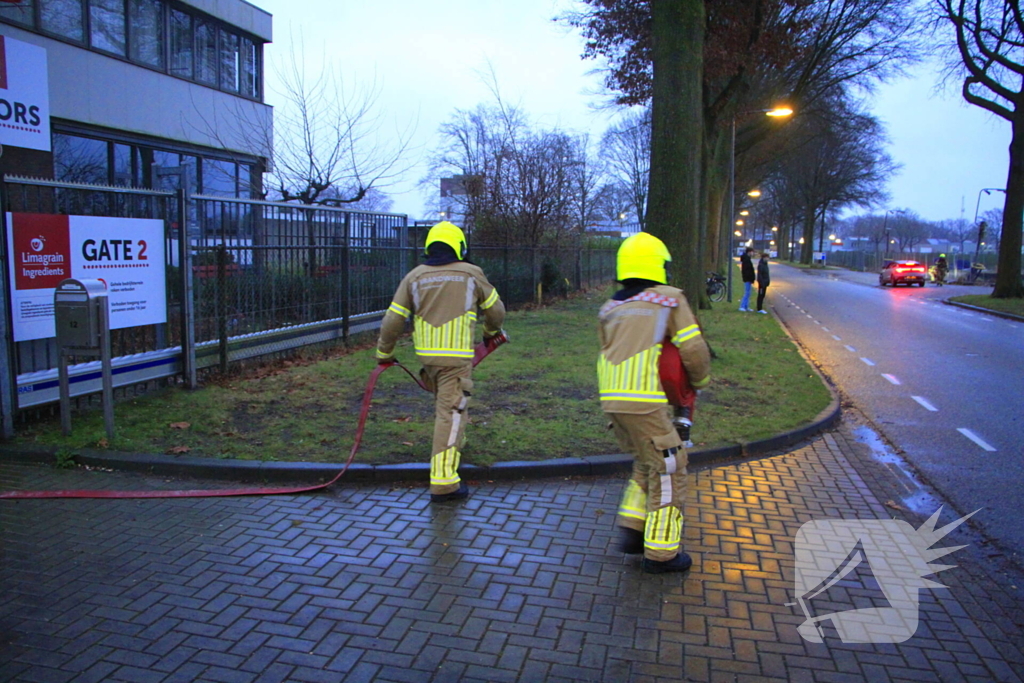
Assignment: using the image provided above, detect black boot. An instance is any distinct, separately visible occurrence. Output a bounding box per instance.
[642,552,693,574]
[430,483,469,503]
[617,528,644,554]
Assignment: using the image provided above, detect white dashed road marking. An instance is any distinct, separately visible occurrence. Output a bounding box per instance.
[912,396,938,412]
[832,335,842,341]
[821,327,829,332]
[881,374,901,385]
[844,345,856,353]
[860,357,876,366]
[957,428,997,452]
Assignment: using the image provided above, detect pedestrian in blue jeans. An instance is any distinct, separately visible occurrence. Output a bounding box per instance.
[739,247,755,311]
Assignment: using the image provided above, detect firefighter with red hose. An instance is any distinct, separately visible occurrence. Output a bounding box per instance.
[598,232,711,573]
[376,222,506,503]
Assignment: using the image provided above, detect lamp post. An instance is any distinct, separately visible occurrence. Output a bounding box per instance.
[881,209,904,258]
[972,188,1005,266]
[727,107,793,302]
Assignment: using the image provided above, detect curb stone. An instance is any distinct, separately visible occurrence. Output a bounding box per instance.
[0,305,842,485]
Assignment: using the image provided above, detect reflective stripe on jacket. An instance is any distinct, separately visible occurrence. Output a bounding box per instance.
[597,285,711,414]
[377,261,505,367]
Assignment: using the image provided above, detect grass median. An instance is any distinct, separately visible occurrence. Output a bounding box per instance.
[15,291,832,466]
[949,294,1024,318]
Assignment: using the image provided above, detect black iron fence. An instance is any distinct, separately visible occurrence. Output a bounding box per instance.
[0,176,617,429]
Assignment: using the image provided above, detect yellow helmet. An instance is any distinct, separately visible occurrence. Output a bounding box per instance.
[617,232,671,284]
[424,221,467,260]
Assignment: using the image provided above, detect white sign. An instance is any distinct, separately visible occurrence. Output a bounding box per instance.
[6,213,167,341]
[0,34,50,152]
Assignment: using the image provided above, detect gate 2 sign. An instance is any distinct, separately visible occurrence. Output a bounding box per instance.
[6,213,167,342]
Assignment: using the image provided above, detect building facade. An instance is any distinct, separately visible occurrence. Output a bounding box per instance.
[0,0,272,197]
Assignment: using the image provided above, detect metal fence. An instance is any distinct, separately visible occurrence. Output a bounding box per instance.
[0,176,617,431]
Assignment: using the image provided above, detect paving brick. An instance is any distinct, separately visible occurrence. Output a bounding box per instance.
[3,421,1024,683]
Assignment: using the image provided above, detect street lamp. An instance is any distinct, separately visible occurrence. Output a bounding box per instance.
[727,106,794,301]
[972,188,1005,266]
[881,209,905,258]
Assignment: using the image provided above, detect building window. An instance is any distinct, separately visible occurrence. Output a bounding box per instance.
[241,37,258,98]
[219,28,239,93]
[112,142,138,186]
[90,0,126,56]
[0,0,264,102]
[195,17,217,85]
[203,158,237,196]
[53,133,108,185]
[0,0,34,27]
[40,0,84,42]
[128,0,164,69]
[168,8,192,78]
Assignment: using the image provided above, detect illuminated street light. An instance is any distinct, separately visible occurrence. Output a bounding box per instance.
[734,230,743,237]
[771,226,778,232]
[766,106,794,117]
[747,189,762,198]
[739,210,750,216]
[736,219,745,226]
[799,237,805,245]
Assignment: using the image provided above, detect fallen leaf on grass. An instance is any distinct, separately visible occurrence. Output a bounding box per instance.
[392,416,413,423]
[166,446,191,455]
[884,500,905,512]
[97,438,109,448]
[169,422,191,430]
[401,441,414,447]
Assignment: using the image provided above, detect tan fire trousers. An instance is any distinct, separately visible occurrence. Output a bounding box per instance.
[610,408,687,562]
[421,364,473,495]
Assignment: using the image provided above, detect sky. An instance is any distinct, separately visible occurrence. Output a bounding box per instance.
[251,0,1009,225]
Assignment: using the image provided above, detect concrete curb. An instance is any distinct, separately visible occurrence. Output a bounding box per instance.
[0,303,842,485]
[944,299,1024,323]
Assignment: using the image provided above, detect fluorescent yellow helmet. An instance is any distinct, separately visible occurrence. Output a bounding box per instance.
[617,232,671,284]
[424,221,467,260]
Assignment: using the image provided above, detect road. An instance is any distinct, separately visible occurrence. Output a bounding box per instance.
[767,263,1024,565]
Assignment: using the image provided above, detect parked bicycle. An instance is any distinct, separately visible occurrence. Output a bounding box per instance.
[706,271,727,302]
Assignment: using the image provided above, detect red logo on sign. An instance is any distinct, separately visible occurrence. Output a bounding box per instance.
[13,213,71,290]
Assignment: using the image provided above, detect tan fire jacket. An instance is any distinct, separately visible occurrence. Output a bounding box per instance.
[376,261,505,367]
[597,285,711,414]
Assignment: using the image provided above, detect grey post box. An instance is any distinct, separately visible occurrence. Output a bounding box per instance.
[54,279,108,351]
[54,278,115,439]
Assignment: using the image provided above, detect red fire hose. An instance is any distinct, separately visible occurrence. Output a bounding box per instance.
[0,335,507,501]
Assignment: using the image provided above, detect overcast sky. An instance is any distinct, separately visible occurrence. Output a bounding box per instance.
[252,0,1009,224]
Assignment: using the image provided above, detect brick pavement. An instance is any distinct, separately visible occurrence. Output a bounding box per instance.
[2,422,1023,683]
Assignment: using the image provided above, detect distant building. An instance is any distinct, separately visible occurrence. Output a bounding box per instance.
[0,0,272,197]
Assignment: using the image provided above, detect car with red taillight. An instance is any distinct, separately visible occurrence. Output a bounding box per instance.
[880,260,927,287]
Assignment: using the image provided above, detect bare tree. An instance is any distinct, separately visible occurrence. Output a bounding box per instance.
[937,0,1024,297]
[600,108,651,229]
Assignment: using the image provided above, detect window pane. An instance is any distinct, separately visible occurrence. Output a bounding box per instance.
[238,163,252,197]
[54,134,108,184]
[219,29,238,92]
[169,9,192,78]
[40,0,84,42]
[0,0,35,27]
[129,0,164,68]
[195,19,216,84]
[203,158,236,197]
[112,143,138,187]
[90,0,126,55]
[240,38,258,97]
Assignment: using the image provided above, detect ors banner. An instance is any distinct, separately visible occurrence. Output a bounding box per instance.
[6,213,167,342]
[0,34,51,152]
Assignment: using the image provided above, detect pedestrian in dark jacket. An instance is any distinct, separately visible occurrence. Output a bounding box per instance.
[739,247,755,312]
[756,252,770,314]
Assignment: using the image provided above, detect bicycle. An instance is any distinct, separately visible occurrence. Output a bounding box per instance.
[706,271,727,302]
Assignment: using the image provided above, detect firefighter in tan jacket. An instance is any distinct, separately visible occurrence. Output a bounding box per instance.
[599,232,711,573]
[376,222,506,502]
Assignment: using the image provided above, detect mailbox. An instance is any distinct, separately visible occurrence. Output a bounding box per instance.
[54,279,108,351]
[54,278,115,438]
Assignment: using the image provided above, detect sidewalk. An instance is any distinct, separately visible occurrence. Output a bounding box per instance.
[2,419,1023,682]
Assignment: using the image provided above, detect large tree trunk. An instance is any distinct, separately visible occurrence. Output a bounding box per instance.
[647,0,705,304]
[993,110,1024,298]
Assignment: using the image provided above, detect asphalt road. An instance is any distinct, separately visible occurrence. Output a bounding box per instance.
[764,263,1024,565]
